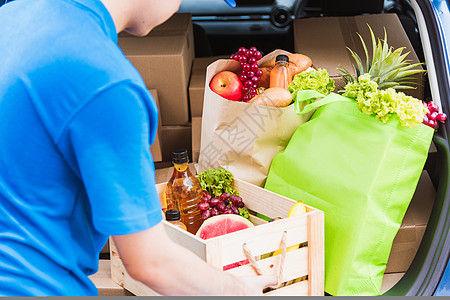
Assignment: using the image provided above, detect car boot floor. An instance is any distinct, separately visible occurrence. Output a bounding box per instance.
[382,273,405,294]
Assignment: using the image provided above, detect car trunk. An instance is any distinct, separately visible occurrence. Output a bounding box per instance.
[185,0,450,295]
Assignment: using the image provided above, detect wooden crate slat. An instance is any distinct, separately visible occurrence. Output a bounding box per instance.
[224,247,309,282]
[232,178,296,218]
[110,239,118,253]
[307,211,325,296]
[219,215,308,265]
[163,221,207,260]
[156,184,166,210]
[204,238,223,269]
[264,280,310,296]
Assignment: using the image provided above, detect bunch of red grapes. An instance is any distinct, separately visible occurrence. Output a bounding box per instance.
[423,100,447,130]
[230,47,264,102]
[197,190,245,221]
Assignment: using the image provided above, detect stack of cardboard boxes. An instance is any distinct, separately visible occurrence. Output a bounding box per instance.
[118,13,195,164]
[189,56,227,162]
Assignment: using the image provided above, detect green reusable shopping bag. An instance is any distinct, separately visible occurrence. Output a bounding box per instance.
[265,90,434,296]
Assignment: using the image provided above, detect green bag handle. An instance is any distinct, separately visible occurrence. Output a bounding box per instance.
[295,90,353,115]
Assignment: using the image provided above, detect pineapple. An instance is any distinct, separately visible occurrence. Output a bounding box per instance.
[338,25,425,92]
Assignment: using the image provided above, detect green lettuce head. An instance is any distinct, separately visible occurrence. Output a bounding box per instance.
[288,68,335,103]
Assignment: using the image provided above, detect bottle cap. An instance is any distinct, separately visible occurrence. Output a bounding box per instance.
[172,148,189,164]
[165,209,181,221]
[275,54,289,62]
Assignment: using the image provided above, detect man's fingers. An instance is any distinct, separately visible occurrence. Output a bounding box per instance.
[259,275,279,288]
[237,274,279,295]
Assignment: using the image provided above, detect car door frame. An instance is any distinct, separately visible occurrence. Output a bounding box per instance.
[385,0,450,295]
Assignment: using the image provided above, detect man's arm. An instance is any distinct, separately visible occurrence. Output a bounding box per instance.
[112,223,277,296]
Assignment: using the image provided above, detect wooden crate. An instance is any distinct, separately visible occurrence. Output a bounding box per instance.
[110,178,324,296]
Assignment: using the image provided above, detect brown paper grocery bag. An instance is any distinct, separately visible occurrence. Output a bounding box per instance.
[197,50,314,187]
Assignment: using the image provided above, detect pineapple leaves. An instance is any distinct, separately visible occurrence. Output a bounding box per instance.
[370,24,377,69]
[347,47,365,77]
[337,65,357,87]
[357,33,371,73]
[338,23,425,92]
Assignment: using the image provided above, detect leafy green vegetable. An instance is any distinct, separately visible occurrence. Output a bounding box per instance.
[343,74,427,128]
[197,168,238,197]
[288,68,335,103]
[238,207,249,219]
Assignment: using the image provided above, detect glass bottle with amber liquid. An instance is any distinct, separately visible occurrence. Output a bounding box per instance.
[269,54,292,89]
[165,149,203,234]
[165,209,187,231]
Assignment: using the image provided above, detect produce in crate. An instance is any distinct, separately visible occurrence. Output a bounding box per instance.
[263,201,307,259]
[196,214,254,239]
[197,168,249,220]
[198,191,248,220]
[196,214,255,271]
[287,200,307,216]
[197,167,238,196]
[269,201,307,287]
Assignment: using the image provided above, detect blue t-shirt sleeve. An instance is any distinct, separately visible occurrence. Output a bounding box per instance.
[62,81,163,236]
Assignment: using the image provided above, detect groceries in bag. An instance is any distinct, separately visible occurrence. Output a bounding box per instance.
[197,49,325,186]
[209,46,313,106]
[265,25,446,296]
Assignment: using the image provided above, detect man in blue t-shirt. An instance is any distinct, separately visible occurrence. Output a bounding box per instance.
[0,0,277,296]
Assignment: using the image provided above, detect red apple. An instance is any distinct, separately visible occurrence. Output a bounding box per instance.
[209,71,243,101]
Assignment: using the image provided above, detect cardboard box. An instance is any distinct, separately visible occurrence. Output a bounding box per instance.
[148,89,162,162]
[385,170,436,273]
[118,13,194,126]
[191,117,202,162]
[110,178,325,296]
[160,125,192,162]
[293,14,424,100]
[88,260,134,296]
[192,150,200,164]
[100,241,109,255]
[189,56,228,118]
